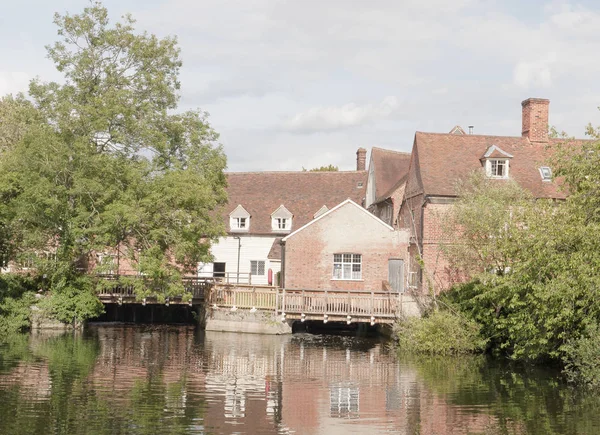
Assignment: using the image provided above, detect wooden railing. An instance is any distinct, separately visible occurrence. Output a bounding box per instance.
[279,289,400,320]
[96,274,213,302]
[207,286,403,323]
[213,272,253,285]
[208,285,277,310]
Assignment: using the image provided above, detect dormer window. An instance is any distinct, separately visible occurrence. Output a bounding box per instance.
[274,218,289,230]
[481,145,513,180]
[233,217,247,229]
[229,205,250,232]
[539,166,552,181]
[271,205,293,232]
[488,159,509,178]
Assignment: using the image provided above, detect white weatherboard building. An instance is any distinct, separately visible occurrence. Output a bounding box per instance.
[199,155,368,287]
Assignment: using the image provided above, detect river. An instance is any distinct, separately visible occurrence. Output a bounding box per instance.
[0,325,599,434]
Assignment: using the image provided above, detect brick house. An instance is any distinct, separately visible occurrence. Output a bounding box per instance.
[397,98,580,294]
[364,147,412,227]
[281,199,409,292]
[199,151,367,286]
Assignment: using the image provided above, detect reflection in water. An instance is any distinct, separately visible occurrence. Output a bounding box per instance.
[0,326,600,434]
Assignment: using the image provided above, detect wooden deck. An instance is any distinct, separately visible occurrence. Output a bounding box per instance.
[209,285,407,324]
[96,275,212,305]
[95,276,410,323]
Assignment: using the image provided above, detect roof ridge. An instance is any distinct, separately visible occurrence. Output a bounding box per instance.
[415,131,525,140]
[371,147,411,155]
[226,170,366,175]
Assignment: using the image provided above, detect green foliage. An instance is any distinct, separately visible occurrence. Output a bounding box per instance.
[563,323,600,388]
[440,170,533,277]
[38,288,104,326]
[0,1,227,314]
[302,164,339,172]
[395,310,486,355]
[443,148,600,376]
[0,274,38,333]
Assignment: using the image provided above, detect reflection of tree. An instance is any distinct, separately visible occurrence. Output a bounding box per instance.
[409,354,600,435]
[0,334,32,373]
[0,330,209,435]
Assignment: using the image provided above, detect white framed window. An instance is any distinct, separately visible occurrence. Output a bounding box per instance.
[250,260,265,276]
[332,254,362,280]
[486,159,509,178]
[229,205,250,232]
[273,217,290,230]
[232,217,247,230]
[271,205,293,232]
[539,166,552,181]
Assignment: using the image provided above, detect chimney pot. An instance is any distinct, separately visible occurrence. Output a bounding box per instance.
[356,148,367,171]
[521,98,549,143]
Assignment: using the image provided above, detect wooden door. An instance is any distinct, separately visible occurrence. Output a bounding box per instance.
[388,259,404,293]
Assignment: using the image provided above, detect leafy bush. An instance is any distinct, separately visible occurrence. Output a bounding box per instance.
[0,274,38,333]
[395,310,486,355]
[563,323,600,388]
[38,278,104,325]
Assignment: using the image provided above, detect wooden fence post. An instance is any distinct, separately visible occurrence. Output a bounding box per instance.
[347,290,351,315]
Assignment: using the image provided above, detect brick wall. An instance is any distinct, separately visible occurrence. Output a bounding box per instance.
[283,202,409,291]
[403,201,467,294]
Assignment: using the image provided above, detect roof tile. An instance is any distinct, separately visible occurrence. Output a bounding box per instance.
[224,171,366,234]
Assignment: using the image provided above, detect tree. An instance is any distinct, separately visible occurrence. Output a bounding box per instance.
[440,171,533,277]
[302,164,339,172]
[0,1,227,321]
[443,163,600,367]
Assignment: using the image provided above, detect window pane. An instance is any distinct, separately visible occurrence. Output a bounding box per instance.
[343,264,351,279]
[333,253,362,279]
[250,261,265,276]
[333,264,342,279]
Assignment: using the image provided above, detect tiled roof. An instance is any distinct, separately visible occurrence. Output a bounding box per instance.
[371,147,411,202]
[267,238,282,260]
[224,171,367,234]
[414,132,584,199]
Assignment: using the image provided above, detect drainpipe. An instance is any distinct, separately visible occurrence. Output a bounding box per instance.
[234,236,241,284]
[280,239,285,288]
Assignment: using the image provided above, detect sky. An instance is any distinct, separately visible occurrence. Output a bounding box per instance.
[2,0,600,171]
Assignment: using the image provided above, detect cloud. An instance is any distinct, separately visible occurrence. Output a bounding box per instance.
[284,96,399,133]
[513,55,556,89]
[7,0,600,172]
[0,72,30,96]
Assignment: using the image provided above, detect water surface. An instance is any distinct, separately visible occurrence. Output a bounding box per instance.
[0,325,598,434]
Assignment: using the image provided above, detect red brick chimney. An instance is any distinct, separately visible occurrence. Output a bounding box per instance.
[521,98,549,143]
[356,148,367,171]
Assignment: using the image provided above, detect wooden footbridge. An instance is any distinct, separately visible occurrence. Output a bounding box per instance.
[96,275,414,324]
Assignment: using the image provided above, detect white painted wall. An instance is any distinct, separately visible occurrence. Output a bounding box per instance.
[200,235,281,286]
